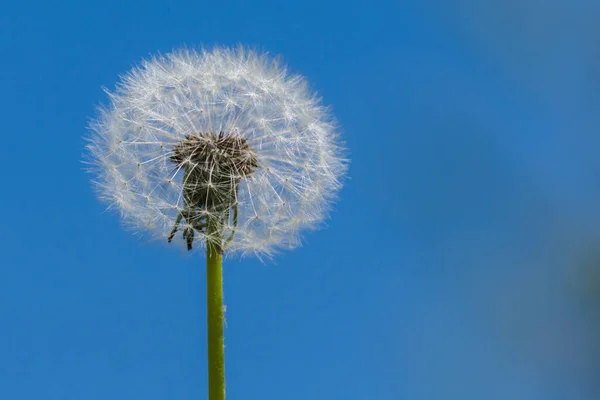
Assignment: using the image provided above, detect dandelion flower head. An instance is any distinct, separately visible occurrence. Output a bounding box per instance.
[87,47,346,257]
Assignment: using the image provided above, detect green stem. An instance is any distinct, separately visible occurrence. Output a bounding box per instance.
[206,231,225,400]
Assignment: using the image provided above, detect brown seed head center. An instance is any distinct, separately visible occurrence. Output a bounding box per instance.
[167,131,258,250]
[170,131,258,179]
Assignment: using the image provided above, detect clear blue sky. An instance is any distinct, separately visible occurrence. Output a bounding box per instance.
[2,1,600,399]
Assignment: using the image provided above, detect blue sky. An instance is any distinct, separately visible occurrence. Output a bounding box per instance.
[1,1,600,399]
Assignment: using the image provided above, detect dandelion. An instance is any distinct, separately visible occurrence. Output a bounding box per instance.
[86,46,346,400]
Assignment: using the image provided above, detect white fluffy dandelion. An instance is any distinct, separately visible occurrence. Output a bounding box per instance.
[87,47,346,258]
[85,46,346,400]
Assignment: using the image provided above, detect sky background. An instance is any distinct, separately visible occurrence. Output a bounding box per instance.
[1,1,600,399]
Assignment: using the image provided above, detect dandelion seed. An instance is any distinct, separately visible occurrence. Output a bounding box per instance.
[86,47,346,257]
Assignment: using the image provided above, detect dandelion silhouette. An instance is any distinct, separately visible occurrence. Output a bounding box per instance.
[86,47,346,400]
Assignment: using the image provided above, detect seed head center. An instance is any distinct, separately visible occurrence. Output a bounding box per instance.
[167,131,258,250]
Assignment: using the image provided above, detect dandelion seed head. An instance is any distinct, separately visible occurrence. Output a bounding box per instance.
[86,46,347,257]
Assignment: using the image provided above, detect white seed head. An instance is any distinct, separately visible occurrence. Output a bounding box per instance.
[86,46,347,258]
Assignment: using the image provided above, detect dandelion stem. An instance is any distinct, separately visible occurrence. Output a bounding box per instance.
[206,226,225,400]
